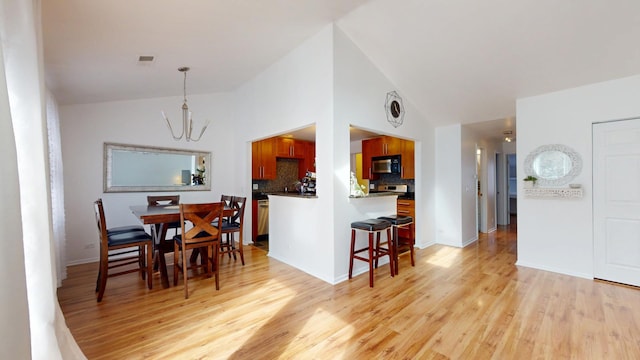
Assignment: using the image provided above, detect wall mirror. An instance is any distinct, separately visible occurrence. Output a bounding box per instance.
[524,144,582,187]
[104,143,211,192]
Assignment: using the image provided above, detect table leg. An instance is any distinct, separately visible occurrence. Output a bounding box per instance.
[152,223,171,289]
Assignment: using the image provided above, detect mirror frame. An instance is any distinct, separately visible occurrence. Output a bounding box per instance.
[104,142,211,193]
[524,144,582,187]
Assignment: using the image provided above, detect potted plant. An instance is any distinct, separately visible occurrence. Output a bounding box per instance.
[523,175,537,188]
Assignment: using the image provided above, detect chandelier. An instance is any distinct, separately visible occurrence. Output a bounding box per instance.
[162,67,210,142]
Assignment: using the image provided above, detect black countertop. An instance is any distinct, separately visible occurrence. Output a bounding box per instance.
[366,191,414,200]
[252,192,269,200]
[399,192,415,200]
[268,192,317,199]
[252,191,317,200]
[253,191,412,200]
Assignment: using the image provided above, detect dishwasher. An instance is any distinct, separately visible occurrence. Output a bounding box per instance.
[257,199,269,240]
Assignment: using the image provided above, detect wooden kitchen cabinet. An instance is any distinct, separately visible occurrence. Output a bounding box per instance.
[363,136,402,157]
[252,138,276,179]
[396,198,415,241]
[361,136,414,179]
[361,137,379,180]
[299,141,315,179]
[401,140,415,179]
[276,137,305,159]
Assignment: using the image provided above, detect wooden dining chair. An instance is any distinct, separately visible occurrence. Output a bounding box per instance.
[219,196,247,265]
[147,195,181,268]
[147,195,181,234]
[190,194,233,264]
[94,199,153,302]
[220,194,233,208]
[173,202,225,299]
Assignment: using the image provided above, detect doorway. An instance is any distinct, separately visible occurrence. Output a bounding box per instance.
[507,154,517,224]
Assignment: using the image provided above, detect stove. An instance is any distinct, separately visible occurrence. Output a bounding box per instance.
[376,184,407,193]
[372,184,414,199]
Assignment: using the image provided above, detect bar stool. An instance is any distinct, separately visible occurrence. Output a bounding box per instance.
[378,215,415,275]
[349,219,394,287]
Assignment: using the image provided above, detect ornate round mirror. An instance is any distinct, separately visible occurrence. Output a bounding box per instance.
[524,144,582,186]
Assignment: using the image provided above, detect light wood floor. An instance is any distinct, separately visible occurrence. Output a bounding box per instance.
[58,223,640,359]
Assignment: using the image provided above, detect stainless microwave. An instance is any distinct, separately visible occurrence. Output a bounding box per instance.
[372,155,401,174]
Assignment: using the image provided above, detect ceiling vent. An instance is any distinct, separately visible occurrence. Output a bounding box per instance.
[138,55,155,62]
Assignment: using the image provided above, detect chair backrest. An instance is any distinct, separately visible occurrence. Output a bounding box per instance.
[147,195,180,206]
[220,194,233,207]
[229,196,247,225]
[94,199,108,247]
[179,202,225,245]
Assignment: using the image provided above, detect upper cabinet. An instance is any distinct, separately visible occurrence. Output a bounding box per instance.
[367,136,402,156]
[275,137,305,159]
[362,135,414,179]
[252,136,315,180]
[401,140,415,179]
[299,141,316,179]
[361,137,378,180]
[252,138,277,180]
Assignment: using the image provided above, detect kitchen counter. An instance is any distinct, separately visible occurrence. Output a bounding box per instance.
[268,191,318,199]
[349,191,398,199]
[253,191,317,200]
[268,190,397,283]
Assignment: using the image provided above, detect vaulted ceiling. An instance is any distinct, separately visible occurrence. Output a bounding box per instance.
[42,0,640,140]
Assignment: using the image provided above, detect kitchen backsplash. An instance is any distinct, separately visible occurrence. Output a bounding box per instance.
[254,160,414,193]
[253,158,300,192]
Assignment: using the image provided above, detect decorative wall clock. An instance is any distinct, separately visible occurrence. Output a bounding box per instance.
[384,91,405,128]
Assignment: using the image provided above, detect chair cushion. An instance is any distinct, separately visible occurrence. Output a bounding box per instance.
[377,215,413,225]
[107,230,151,246]
[165,221,181,229]
[107,225,145,235]
[351,219,392,231]
[222,222,240,231]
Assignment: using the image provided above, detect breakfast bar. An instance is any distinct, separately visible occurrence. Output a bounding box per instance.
[267,191,398,284]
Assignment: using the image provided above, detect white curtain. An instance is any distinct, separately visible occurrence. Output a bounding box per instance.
[1,0,84,358]
[47,90,67,286]
[0,11,31,358]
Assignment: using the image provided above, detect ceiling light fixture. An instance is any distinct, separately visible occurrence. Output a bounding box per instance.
[162,67,210,142]
[503,130,514,143]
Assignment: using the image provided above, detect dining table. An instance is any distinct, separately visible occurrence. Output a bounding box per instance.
[130,204,235,289]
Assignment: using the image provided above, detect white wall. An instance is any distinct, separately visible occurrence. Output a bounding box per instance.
[60,92,235,264]
[435,124,463,246]
[333,25,436,276]
[516,74,640,278]
[460,126,479,244]
[234,25,335,281]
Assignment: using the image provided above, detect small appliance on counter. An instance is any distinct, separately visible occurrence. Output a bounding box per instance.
[296,171,316,194]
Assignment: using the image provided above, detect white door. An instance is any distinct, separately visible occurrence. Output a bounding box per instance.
[594,118,640,286]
